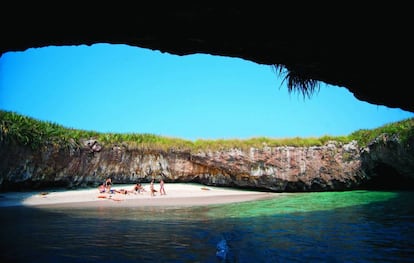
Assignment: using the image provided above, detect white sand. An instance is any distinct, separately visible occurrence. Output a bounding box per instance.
[0,183,279,208]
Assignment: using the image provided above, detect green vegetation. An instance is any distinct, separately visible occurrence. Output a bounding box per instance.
[1,109,413,152]
[349,118,414,147]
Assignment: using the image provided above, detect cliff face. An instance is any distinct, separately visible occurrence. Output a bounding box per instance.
[360,134,414,189]
[1,135,413,192]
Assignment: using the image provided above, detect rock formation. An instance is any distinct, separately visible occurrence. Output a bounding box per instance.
[1,134,413,191]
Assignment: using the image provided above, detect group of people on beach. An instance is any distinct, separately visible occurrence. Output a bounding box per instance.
[150,179,166,196]
[98,178,166,197]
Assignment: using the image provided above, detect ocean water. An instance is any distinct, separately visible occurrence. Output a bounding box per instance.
[1,190,414,262]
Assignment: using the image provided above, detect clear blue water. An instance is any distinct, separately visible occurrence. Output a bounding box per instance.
[1,190,414,262]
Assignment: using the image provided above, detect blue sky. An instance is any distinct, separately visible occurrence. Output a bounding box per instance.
[1,43,413,141]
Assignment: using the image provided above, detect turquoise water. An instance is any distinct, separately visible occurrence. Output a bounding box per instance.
[1,190,413,262]
[203,190,399,218]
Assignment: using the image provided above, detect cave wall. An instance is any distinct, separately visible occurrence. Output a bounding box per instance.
[1,134,413,192]
[360,134,414,189]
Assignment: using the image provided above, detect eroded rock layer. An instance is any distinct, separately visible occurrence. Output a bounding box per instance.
[1,135,413,191]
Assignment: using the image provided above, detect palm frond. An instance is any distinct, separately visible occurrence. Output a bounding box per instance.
[271,64,320,99]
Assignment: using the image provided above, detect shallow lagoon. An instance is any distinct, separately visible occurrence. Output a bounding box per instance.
[1,190,413,262]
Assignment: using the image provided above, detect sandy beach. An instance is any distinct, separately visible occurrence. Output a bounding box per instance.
[0,183,278,208]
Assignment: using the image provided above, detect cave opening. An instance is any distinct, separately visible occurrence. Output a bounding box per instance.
[363,163,414,190]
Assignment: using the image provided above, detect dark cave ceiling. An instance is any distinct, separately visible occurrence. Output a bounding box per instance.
[1,4,413,112]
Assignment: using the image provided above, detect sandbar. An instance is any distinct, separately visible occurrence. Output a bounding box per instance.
[0,183,279,208]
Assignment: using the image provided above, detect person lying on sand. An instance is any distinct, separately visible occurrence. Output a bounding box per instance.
[114,189,132,195]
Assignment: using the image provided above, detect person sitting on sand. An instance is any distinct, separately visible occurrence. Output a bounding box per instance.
[105,178,113,193]
[133,183,145,194]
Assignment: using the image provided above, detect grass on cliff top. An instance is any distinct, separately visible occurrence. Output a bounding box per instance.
[1,110,413,151]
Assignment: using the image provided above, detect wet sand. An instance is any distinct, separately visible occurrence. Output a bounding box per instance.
[0,183,279,208]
